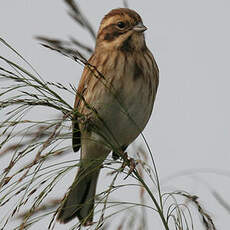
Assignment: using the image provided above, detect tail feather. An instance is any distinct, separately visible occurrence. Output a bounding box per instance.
[57,165,100,225]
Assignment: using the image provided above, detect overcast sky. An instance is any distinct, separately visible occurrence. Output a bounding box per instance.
[1,0,230,229]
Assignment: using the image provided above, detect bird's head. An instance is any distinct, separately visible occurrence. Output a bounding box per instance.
[96,8,147,52]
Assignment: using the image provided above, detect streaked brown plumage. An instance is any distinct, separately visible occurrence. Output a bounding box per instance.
[57,8,159,225]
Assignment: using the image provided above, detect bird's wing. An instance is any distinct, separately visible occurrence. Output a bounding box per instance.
[72,57,93,152]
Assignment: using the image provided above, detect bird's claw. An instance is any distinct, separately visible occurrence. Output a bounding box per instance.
[112,145,128,160]
[121,152,137,179]
[123,158,136,180]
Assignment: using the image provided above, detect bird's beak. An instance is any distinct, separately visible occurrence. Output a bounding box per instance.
[133,22,147,32]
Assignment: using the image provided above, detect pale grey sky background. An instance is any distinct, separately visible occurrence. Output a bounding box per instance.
[1,0,230,229]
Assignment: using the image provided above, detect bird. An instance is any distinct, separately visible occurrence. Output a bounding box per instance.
[57,7,159,225]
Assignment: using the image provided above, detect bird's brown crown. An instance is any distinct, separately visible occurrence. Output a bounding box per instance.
[102,8,142,27]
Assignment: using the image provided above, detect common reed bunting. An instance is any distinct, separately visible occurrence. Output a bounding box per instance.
[57,8,159,225]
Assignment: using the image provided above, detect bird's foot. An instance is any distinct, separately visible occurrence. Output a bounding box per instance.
[121,152,137,179]
[112,145,128,160]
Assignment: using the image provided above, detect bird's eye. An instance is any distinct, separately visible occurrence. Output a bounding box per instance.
[117,21,126,29]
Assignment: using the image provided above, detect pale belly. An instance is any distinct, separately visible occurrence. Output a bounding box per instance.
[85,80,154,149]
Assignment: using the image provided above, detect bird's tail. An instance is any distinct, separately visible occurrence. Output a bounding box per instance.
[57,163,100,225]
